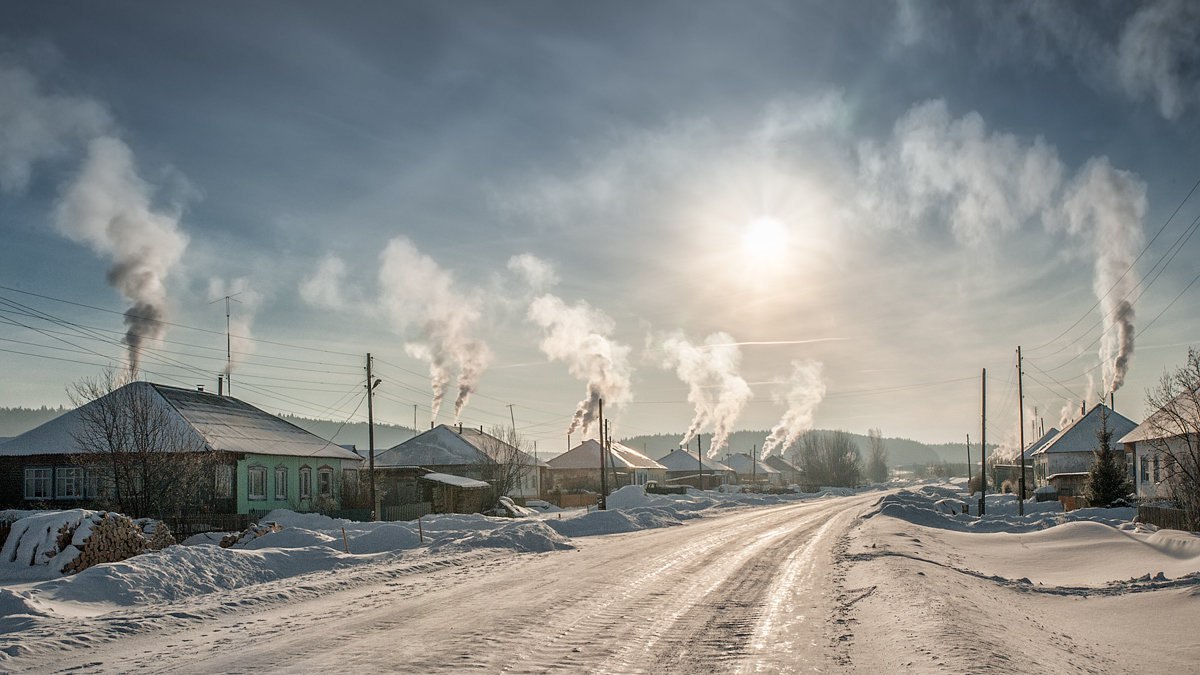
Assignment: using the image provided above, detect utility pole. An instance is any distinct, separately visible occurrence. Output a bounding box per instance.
[413,404,417,432]
[697,435,705,490]
[598,398,606,510]
[966,433,972,491]
[980,368,987,515]
[366,353,381,521]
[1017,346,1026,516]
[752,443,757,489]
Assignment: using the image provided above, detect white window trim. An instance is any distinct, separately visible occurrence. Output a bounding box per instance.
[318,466,334,498]
[274,466,288,500]
[24,467,51,500]
[55,467,85,500]
[248,465,268,501]
[299,466,313,500]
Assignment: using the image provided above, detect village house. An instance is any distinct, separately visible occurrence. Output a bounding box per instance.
[1119,391,1200,501]
[1031,404,1137,498]
[0,381,364,516]
[373,424,549,501]
[656,449,736,489]
[993,427,1057,495]
[762,454,803,486]
[722,452,782,487]
[546,439,667,492]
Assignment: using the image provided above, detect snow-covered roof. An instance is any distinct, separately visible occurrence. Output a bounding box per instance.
[420,472,490,489]
[547,439,666,471]
[762,455,800,474]
[1120,388,1200,444]
[1020,428,1060,461]
[375,424,546,468]
[0,382,360,461]
[656,448,734,473]
[722,453,780,475]
[1032,405,1137,457]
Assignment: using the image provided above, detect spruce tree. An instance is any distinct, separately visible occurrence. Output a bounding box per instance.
[1085,407,1133,507]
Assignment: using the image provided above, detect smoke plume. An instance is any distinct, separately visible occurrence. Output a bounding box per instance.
[656,331,752,456]
[760,360,827,458]
[528,293,632,436]
[1060,158,1147,395]
[378,237,491,424]
[54,137,189,375]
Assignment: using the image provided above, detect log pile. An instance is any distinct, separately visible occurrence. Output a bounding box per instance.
[219,521,283,548]
[57,512,175,575]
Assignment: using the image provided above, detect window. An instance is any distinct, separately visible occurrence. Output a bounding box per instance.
[24,467,51,500]
[215,465,233,499]
[248,465,267,501]
[299,466,312,499]
[87,468,112,499]
[1141,455,1150,484]
[1153,454,1161,483]
[318,467,334,498]
[55,467,84,499]
[275,466,288,500]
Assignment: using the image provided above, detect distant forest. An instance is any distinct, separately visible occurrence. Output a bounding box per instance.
[0,406,69,438]
[619,429,992,468]
[277,415,418,452]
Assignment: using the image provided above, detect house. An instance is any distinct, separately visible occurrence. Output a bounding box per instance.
[656,449,736,489]
[1119,390,1200,500]
[420,472,491,514]
[722,452,782,487]
[0,381,364,516]
[546,439,667,492]
[763,454,802,485]
[1031,404,1137,497]
[993,427,1057,495]
[374,424,549,500]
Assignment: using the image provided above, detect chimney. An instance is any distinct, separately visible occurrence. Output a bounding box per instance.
[218,375,224,397]
[458,423,463,434]
[197,384,205,393]
[1081,400,1085,416]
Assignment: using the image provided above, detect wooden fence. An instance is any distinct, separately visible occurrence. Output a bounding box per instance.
[1137,505,1193,532]
[163,514,251,541]
[381,503,433,522]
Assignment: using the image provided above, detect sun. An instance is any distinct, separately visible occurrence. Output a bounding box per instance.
[741,217,789,260]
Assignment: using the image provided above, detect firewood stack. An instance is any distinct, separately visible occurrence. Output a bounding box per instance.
[57,512,176,575]
[219,521,283,548]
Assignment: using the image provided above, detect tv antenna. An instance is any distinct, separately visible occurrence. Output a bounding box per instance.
[209,292,242,395]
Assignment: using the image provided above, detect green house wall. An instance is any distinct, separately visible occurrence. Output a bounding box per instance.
[236,454,360,515]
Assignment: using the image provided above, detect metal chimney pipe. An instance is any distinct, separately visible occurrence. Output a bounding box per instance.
[218,375,224,397]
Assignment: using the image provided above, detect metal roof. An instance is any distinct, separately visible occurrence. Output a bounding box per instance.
[375,424,547,468]
[657,448,734,473]
[1120,388,1200,444]
[0,381,361,461]
[1032,404,1137,456]
[421,472,490,489]
[547,439,666,471]
[722,453,780,475]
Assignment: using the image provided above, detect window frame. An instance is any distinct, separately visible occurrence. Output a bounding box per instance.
[318,466,334,498]
[247,465,268,501]
[55,466,85,500]
[299,465,312,500]
[274,465,288,500]
[24,467,51,500]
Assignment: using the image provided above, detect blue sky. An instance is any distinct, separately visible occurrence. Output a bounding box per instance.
[2,1,1199,454]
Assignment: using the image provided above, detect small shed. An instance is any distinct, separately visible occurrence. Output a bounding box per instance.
[420,472,490,514]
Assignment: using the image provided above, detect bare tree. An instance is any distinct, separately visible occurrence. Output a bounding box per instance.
[69,371,216,519]
[1143,348,1200,528]
[866,428,889,483]
[796,430,862,488]
[474,426,534,504]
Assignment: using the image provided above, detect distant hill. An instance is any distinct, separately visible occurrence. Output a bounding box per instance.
[619,430,992,468]
[278,415,419,452]
[0,406,70,437]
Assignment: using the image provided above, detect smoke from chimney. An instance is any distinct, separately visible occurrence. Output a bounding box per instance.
[1060,158,1146,395]
[760,359,826,458]
[54,137,189,375]
[528,293,632,436]
[655,331,752,457]
[379,237,492,426]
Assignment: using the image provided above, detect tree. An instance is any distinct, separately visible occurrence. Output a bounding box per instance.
[866,428,889,483]
[69,371,217,518]
[1084,406,1133,507]
[796,430,862,488]
[476,425,535,504]
[1143,348,1200,528]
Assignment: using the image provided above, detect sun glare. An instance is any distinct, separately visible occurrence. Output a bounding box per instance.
[741,217,789,260]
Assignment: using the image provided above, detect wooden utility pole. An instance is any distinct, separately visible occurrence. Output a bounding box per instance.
[1017,346,1026,516]
[752,444,757,489]
[366,353,379,521]
[696,435,704,490]
[980,367,987,515]
[598,398,606,510]
[966,433,972,489]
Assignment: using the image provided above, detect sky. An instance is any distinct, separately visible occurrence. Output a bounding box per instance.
[2,1,1199,456]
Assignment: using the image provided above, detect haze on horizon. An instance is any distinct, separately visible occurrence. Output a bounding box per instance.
[2,1,1199,456]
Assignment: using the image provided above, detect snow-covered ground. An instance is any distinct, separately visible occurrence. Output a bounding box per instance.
[1,483,1196,672]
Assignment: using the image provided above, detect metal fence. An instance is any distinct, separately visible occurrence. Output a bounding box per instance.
[163,514,252,541]
[1137,505,1193,532]
[382,503,432,522]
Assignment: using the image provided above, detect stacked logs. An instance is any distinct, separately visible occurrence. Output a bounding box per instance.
[58,512,175,575]
[219,521,282,548]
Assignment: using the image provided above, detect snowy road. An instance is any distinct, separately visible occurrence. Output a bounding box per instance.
[15,494,877,674]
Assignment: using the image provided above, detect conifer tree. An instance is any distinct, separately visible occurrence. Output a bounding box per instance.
[1085,407,1133,507]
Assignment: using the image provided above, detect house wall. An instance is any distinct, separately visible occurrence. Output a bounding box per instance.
[1128,439,1182,500]
[236,454,361,515]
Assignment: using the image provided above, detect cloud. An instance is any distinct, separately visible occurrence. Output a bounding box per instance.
[1116,0,1200,120]
[506,253,559,293]
[299,254,360,311]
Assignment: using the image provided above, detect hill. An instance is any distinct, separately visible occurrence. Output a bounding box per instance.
[619,429,992,468]
[278,415,419,452]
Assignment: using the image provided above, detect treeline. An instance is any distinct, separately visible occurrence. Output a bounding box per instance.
[0,406,69,437]
[278,415,418,452]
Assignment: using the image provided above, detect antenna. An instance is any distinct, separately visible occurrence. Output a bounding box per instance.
[209,292,242,395]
